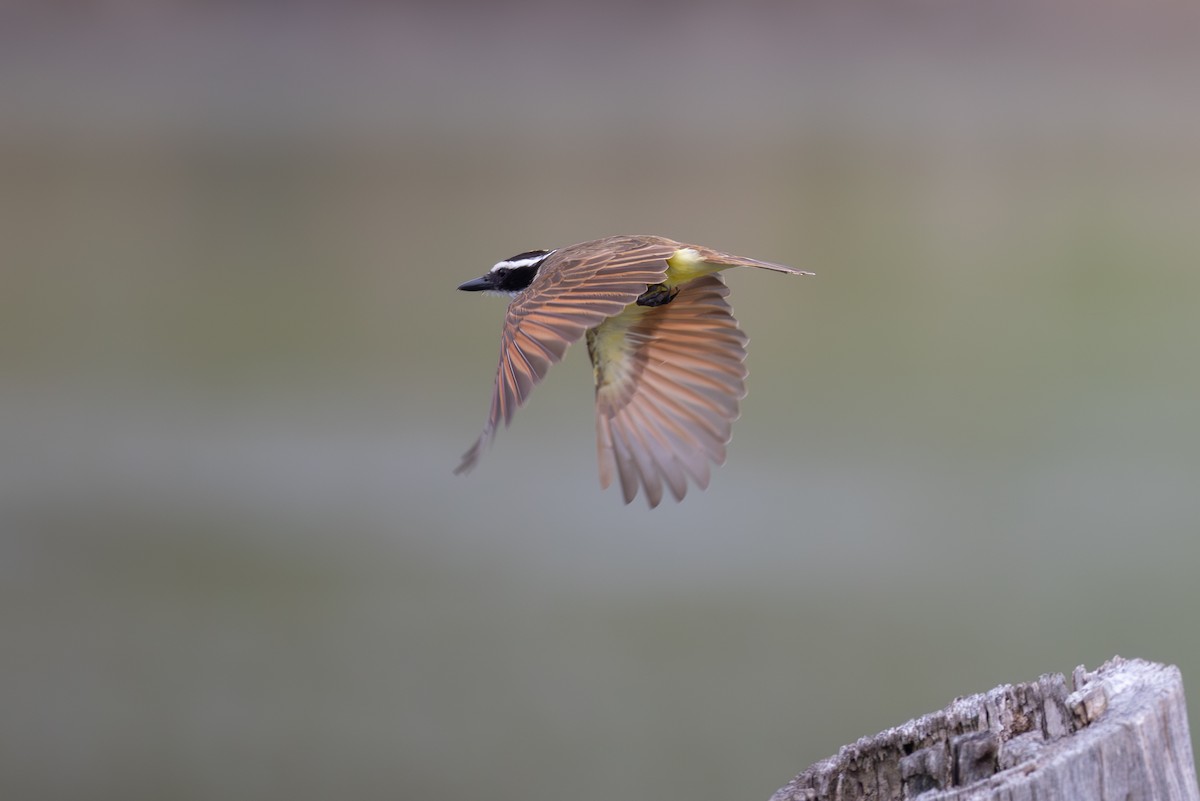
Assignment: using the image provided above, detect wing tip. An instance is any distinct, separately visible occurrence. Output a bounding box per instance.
[453,425,495,476]
[453,449,479,476]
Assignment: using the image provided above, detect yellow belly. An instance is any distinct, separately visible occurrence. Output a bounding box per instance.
[663,248,721,287]
[586,303,650,389]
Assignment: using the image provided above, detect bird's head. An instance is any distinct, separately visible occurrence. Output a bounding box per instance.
[458,249,554,297]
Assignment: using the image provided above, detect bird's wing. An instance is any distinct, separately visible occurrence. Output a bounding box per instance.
[455,241,674,475]
[589,274,748,508]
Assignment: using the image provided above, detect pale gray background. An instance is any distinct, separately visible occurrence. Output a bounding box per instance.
[3,3,1199,800]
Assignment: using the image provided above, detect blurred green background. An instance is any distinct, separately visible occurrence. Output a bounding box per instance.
[3,3,1199,800]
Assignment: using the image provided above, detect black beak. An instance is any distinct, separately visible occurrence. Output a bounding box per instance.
[457,275,493,292]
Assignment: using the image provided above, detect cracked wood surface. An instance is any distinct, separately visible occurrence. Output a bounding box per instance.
[771,657,1199,801]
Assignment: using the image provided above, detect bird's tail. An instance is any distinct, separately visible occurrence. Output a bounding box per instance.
[708,251,813,276]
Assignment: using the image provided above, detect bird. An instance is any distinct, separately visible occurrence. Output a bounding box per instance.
[454,234,811,508]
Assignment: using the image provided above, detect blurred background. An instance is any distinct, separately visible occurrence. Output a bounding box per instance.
[3,2,1199,799]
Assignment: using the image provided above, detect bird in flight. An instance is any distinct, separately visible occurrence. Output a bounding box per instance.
[455,234,811,507]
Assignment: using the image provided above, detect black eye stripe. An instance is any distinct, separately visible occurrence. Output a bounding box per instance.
[496,264,540,292]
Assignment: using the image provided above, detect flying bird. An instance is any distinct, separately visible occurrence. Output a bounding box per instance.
[455,234,811,507]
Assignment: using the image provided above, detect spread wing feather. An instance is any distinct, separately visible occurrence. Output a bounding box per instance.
[591,274,748,508]
[455,239,674,475]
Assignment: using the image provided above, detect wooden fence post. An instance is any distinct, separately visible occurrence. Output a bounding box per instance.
[770,656,1200,801]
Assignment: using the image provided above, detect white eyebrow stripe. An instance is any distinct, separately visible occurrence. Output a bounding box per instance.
[490,249,555,272]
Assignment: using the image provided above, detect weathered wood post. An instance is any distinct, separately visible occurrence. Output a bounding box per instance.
[771,657,1199,801]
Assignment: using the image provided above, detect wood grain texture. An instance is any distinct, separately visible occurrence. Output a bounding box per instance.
[771,657,1200,801]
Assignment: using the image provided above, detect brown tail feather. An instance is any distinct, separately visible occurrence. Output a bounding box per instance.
[710,252,814,276]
